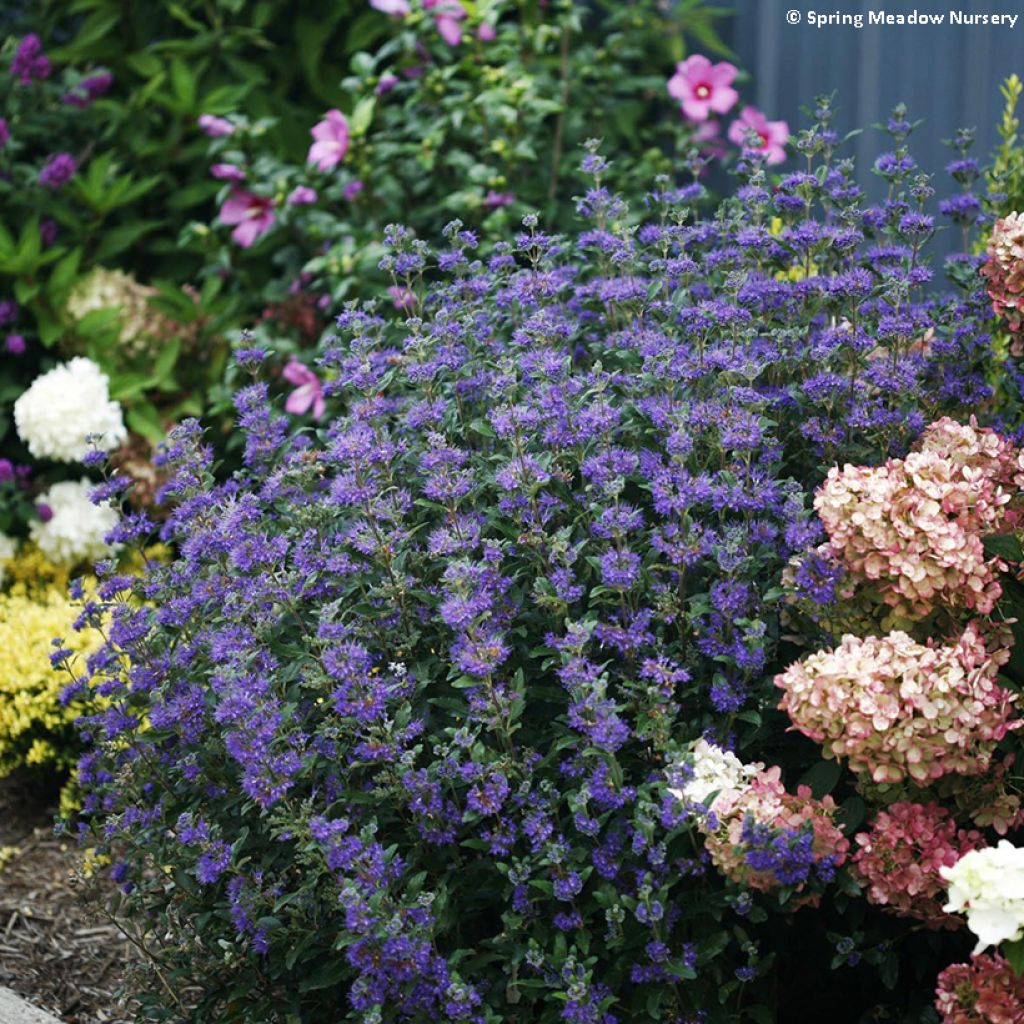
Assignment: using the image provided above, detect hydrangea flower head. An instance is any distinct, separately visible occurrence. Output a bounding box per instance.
[14,357,126,462]
[28,479,119,565]
[934,953,1024,1023]
[981,211,1024,339]
[942,841,1024,953]
[667,55,739,122]
[852,802,985,928]
[776,625,1019,784]
[814,418,1023,620]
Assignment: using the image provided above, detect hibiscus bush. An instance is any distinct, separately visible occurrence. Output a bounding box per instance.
[61,106,1024,1023]
[188,0,759,365]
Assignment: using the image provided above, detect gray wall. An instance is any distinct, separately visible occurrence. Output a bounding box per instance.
[728,0,1024,210]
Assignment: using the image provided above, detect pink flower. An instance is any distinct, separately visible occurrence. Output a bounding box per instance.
[693,119,727,160]
[370,0,410,14]
[219,188,276,248]
[728,106,789,165]
[307,109,350,172]
[389,285,417,311]
[667,55,739,122]
[198,114,234,138]
[282,360,325,419]
[477,22,497,42]
[287,185,318,206]
[211,163,245,181]
[424,0,466,46]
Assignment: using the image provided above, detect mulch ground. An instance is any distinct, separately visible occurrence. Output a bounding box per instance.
[0,774,136,1023]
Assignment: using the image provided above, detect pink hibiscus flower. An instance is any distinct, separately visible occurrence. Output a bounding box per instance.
[282,360,325,419]
[423,0,466,46]
[307,109,350,172]
[219,188,276,248]
[728,106,789,165]
[667,55,739,122]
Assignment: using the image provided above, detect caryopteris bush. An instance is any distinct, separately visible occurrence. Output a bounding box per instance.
[64,107,1013,1023]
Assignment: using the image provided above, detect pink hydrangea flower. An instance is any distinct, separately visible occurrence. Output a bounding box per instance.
[198,114,235,138]
[282,360,325,419]
[728,106,789,165]
[287,185,318,206]
[696,761,849,899]
[982,212,1024,348]
[667,55,739,122]
[934,953,1024,1023]
[815,417,1023,620]
[370,0,411,14]
[424,0,466,45]
[219,188,276,248]
[776,624,1019,785]
[307,109,350,172]
[852,802,985,928]
[211,163,245,181]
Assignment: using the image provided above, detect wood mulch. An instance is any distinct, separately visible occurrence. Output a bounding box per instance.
[0,774,136,1024]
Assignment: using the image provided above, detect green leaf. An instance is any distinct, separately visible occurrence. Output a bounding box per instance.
[1005,938,1024,976]
[350,96,376,137]
[127,403,166,445]
[984,533,1024,562]
[798,759,842,799]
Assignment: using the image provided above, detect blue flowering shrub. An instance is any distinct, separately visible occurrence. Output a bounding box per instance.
[64,108,1010,1023]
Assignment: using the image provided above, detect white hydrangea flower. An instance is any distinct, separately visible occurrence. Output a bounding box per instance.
[669,739,760,807]
[13,357,126,462]
[941,840,1024,953]
[29,479,119,566]
[0,532,17,587]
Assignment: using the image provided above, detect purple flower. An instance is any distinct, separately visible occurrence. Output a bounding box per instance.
[198,113,235,137]
[0,119,8,147]
[5,334,25,355]
[376,74,399,96]
[483,190,515,209]
[0,301,17,326]
[39,153,77,190]
[370,0,410,14]
[64,71,113,107]
[40,219,58,247]
[11,35,51,83]
[287,185,318,206]
[211,163,246,181]
[343,180,364,201]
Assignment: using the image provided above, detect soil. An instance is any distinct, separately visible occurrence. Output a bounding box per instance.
[0,773,136,1023]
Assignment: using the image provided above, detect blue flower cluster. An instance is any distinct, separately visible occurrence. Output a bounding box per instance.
[65,106,1006,1023]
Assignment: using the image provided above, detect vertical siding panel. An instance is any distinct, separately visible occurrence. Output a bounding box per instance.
[727,0,1024,254]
